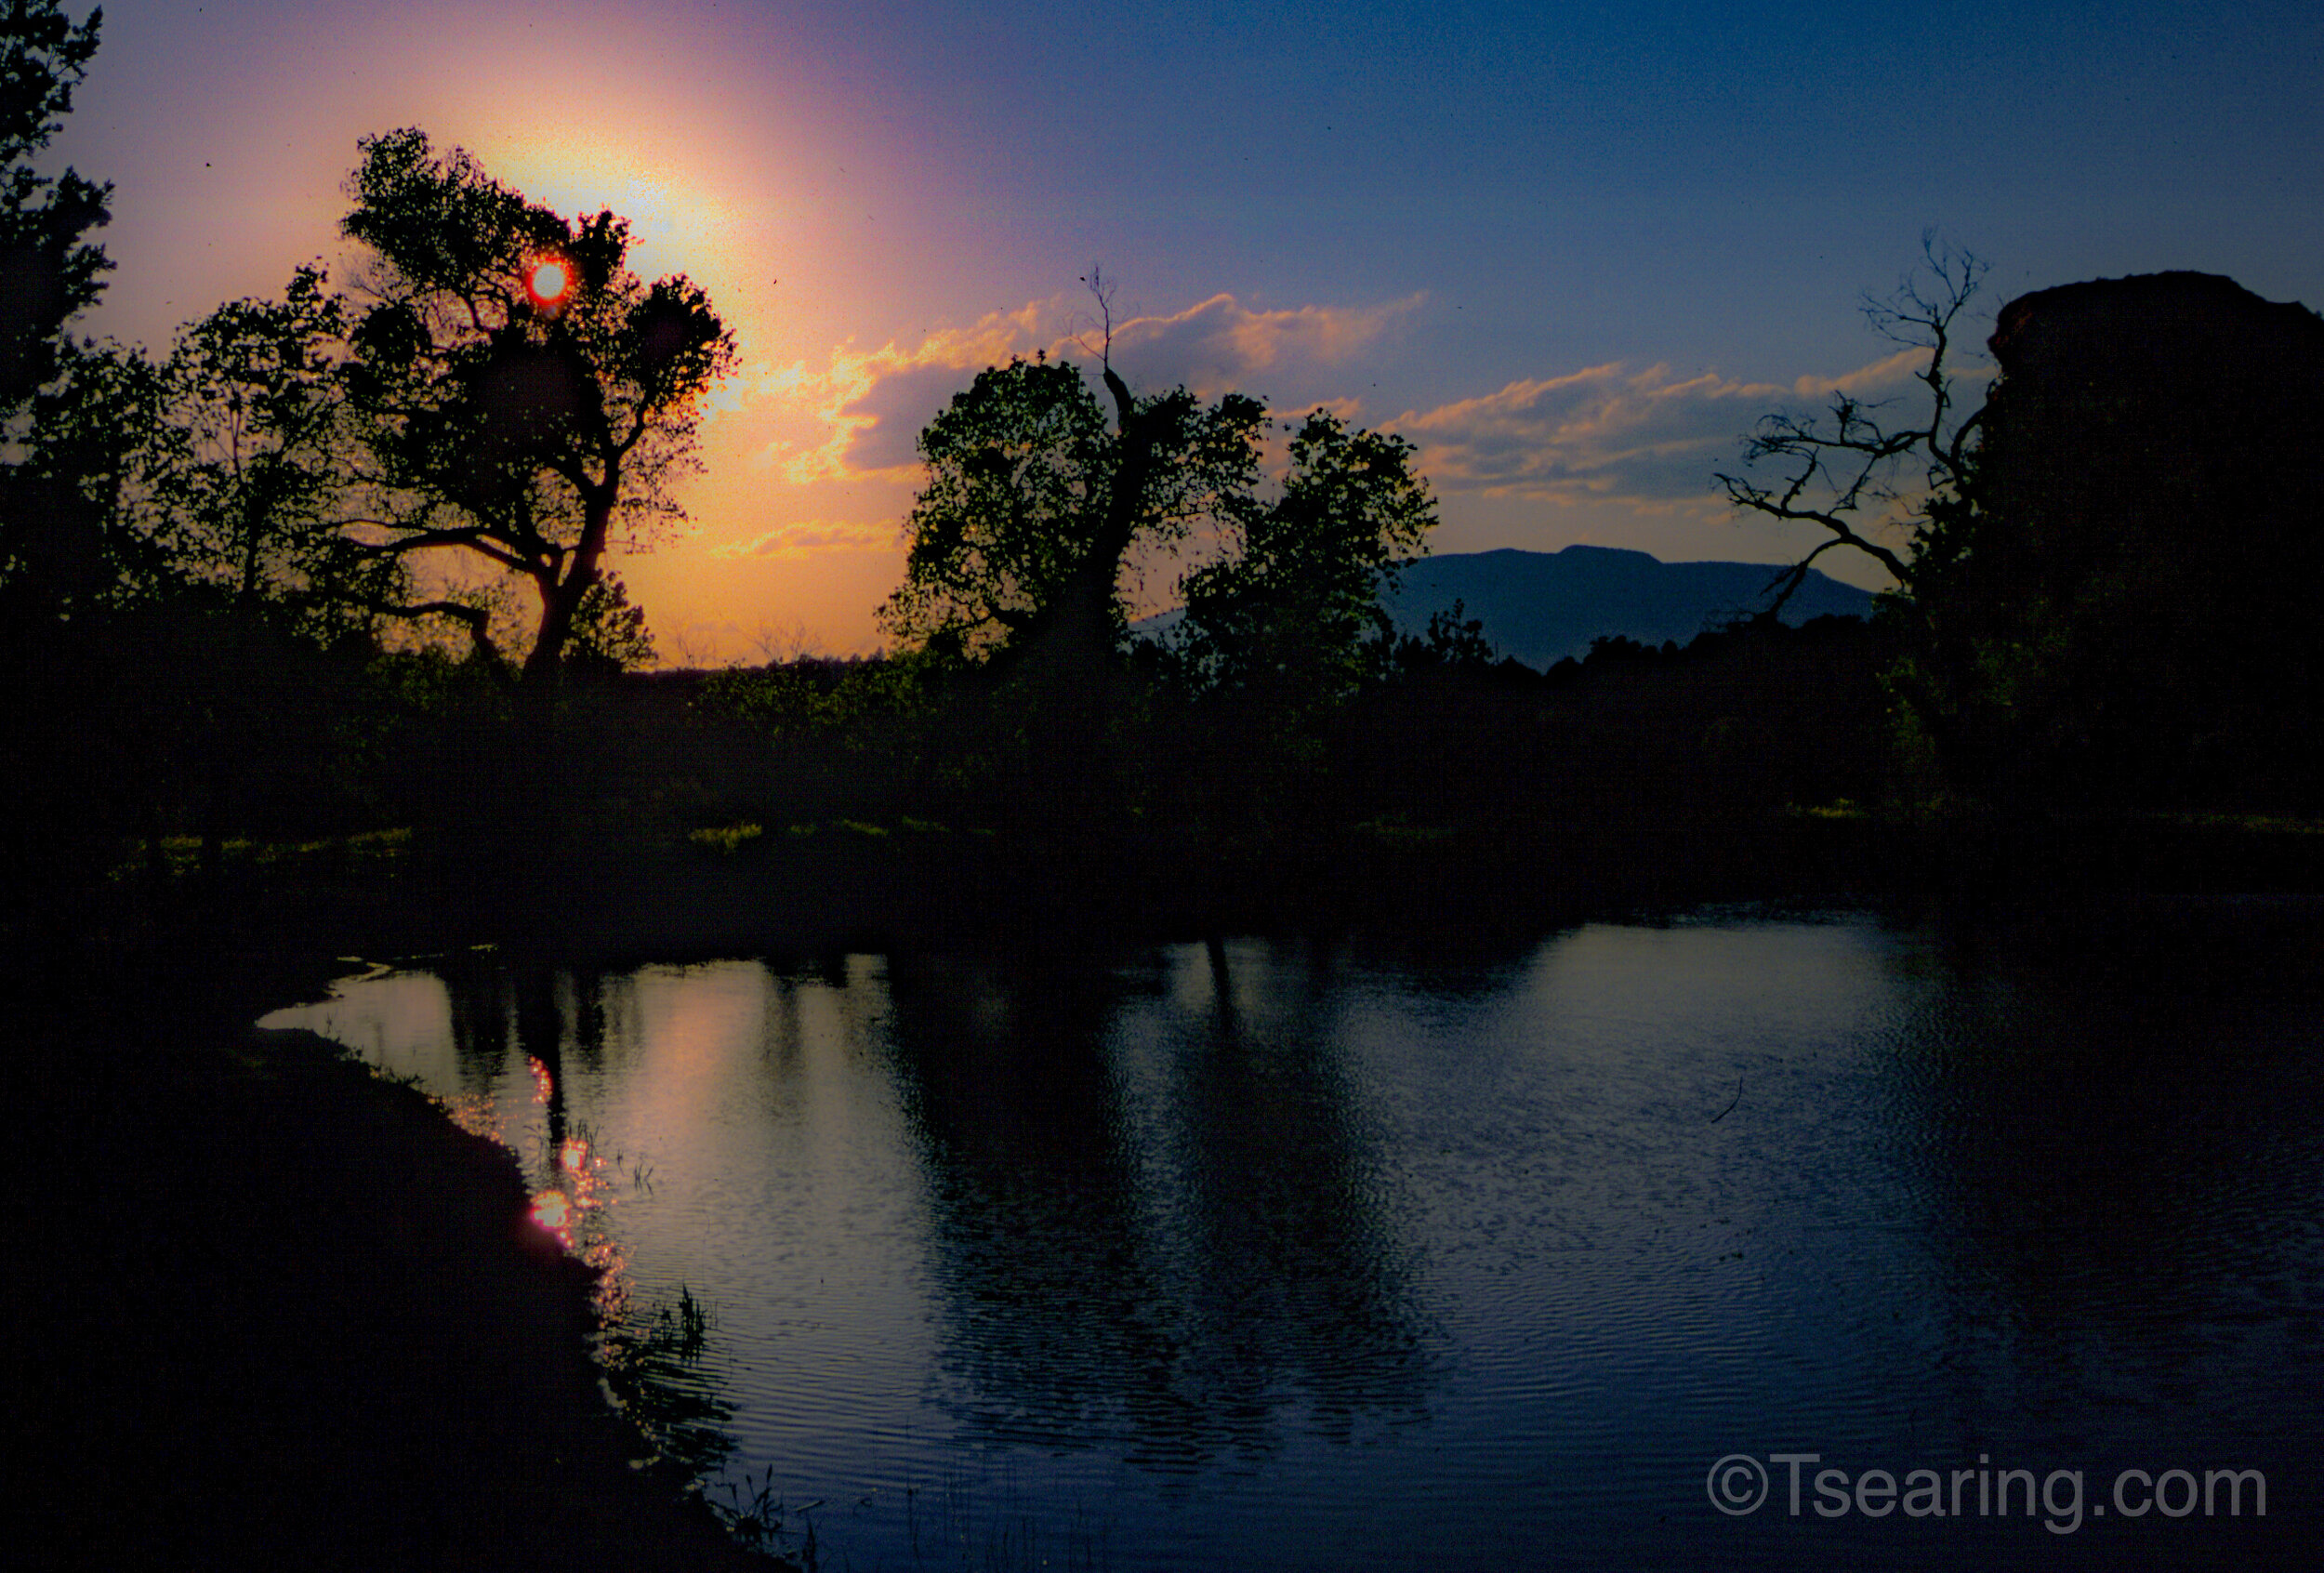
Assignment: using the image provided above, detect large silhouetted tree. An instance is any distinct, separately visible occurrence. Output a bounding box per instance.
[0,0,104,409]
[882,348,1435,696]
[338,128,733,678]
[881,328,1438,844]
[145,265,406,640]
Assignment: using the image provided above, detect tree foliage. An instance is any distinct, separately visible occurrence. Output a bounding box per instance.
[0,0,107,411]
[1175,411,1435,697]
[2,335,159,614]
[139,266,406,641]
[0,0,112,620]
[562,570,656,675]
[880,353,1266,664]
[881,354,1438,700]
[338,128,734,676]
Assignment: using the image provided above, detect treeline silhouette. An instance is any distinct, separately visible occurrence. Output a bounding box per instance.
[7,5,2323,963]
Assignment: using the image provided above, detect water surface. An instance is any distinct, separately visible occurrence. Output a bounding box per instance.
[266,905,2324,1568]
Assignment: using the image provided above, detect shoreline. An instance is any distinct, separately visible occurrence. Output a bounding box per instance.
[16,956,780,1571]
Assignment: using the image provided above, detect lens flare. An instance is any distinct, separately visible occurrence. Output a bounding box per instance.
[527,260,571,307]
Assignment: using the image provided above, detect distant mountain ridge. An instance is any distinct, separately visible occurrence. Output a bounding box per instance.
[1382,546,1878,668]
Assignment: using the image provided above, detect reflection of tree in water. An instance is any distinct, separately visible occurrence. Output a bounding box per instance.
[1168,939,1433,1450]
[881,945,1433,1469]
[435,958,618,1152]
[440,949,508,1089]
[432,957,742,1485]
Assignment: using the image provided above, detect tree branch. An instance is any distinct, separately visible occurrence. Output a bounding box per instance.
[366,598,504,664]
[1721,236,1987,599]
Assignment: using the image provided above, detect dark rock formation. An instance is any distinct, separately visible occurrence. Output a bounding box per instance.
[1916,271,2324,808]
[1981,271,2324,601]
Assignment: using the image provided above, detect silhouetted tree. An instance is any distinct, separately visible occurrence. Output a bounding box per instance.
[0,0,104,408]
[5,335,160,615]
[338,129,734,678]
[143,265,408,641]
[881,327,1441,849]
[884,349,1436,699]
[1173,411,1435,698]
[561,569,655,675]
[1380,599,1499,681]
[1718,237,1987,611]
[880,351,1267,671]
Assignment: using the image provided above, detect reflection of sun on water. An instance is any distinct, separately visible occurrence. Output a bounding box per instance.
[522,1058,614,1252]
[530,1188,574,1245]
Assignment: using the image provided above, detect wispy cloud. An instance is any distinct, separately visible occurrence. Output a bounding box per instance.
[1393,348,1956,506]
[710,520,898,559]
[1102,292,1422,394]
[742,290,1424,482]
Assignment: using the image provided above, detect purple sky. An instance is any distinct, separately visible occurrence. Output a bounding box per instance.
[50,0,2324,657]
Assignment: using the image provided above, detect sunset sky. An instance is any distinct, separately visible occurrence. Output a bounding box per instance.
[50,0,2324,659]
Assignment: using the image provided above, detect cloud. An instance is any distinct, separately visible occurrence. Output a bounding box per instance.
[1393,348,1956,506]
[1102,292,1421,397]
[711,520,899,560]
[746,290,1423,483]
[722,296,1980,548]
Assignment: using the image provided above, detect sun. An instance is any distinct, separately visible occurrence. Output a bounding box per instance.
[526,259,572,308]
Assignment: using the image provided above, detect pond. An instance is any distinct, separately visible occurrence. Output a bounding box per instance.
[263,902,2324,1569]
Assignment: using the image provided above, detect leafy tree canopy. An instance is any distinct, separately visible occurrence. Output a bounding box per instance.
[138,265,409,642]
[880,353,1266,664]
[881,353,1437,699]
[1175,411,1435,698]
[0,0,113,621]
[339,128,734,676]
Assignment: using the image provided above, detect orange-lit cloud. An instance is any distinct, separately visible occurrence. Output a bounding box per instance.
[1393,348,1969,506]
[733,290,1424,485]
[711,521,900,560]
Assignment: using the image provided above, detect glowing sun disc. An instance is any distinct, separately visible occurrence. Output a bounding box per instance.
[527,260,571,306]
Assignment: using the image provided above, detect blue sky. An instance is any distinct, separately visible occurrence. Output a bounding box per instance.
[48,0,2324,656]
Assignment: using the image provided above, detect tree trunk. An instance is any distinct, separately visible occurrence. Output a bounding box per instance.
[521,480,617,682]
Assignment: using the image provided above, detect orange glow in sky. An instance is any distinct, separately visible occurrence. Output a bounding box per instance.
[59,1,2318,667]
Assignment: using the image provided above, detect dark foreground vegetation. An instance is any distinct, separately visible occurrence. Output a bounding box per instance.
[9,4,2324,1566]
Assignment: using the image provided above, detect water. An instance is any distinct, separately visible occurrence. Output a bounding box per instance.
[264,904,2324,1568]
